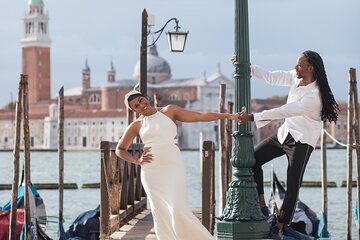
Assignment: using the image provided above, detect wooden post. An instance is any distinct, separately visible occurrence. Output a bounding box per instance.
[100,141,111,240]
[140,9,148,97]
[22,75,32,239]
[58,87,64,222]
[154,93,161,107]
[120,161,130,210]
[218,84,226,213]
[9,75,24,240]
[347,68,354,240]
[225,102,234,186]
[320,121,328,225]
[110,152,120,216]
[127,107,134,125]
[202,141,215,234]
[350,68,360,236]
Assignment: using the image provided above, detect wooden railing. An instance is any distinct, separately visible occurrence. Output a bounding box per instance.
[201,140,216,234]
[100,141,146,240]
[99,140,216,239]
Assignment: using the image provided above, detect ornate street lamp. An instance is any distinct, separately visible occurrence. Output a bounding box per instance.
[166,22,188,52]
[139,9,188,96]
[216,0,268,239]
[147,17,188,53]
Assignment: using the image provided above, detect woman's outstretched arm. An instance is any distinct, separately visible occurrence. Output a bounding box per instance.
[164,105,240,123]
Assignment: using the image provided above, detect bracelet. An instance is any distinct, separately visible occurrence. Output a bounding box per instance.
[250,114,254,121]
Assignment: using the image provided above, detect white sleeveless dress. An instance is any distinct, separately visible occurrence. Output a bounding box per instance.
[139,111,214,240]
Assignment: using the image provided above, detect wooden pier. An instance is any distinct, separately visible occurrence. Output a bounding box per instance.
[109,209,203,240]
[100,141,217,240]
[110,209,156,240]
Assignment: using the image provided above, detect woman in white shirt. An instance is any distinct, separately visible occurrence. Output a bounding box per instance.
[236,50,339,239]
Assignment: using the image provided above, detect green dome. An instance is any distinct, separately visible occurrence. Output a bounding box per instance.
[28,0,44,6]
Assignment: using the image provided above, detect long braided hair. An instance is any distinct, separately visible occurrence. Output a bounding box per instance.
[303,50,340,123]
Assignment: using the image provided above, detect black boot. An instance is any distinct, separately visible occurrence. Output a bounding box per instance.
[261,206,270,218]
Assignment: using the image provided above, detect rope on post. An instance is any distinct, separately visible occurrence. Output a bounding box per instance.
[323,129,360,148]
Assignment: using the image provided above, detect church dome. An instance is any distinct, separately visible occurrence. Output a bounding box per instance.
[28,0,44,5]
[133,44,171,82]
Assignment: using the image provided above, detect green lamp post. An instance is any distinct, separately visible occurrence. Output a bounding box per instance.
[216,0,269,239]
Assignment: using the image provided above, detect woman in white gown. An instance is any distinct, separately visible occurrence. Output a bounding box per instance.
[116,90,240,240]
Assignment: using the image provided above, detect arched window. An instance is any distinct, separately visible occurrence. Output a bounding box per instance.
[39,22,46,34]
[89,93,101,104]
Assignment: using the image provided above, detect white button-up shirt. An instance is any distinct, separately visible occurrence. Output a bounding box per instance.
[251,65,322,148]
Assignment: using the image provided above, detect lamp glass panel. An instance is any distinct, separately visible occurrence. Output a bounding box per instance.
[167,32,187,52]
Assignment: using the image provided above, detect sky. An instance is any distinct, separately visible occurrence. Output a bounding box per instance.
[0,0,359,108]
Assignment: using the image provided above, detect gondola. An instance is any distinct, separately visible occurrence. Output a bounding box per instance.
[57,205,100,240]
[0,183,52,240]
[268,171,330,240]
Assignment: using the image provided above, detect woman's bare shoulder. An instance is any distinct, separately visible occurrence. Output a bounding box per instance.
[158,105,181,122]
[127,116,143,131]
[158,104,181,113]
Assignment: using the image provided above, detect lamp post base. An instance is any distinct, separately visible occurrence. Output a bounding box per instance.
[215,132,270,239]
[216,220,269,239]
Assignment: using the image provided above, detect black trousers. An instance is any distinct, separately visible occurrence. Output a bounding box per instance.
[252,133,314,224]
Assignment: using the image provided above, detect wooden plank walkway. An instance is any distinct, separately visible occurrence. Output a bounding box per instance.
[109,209,203,240]
[110,209,156,240]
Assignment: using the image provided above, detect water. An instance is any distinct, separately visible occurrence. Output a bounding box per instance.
[0,149,358,239]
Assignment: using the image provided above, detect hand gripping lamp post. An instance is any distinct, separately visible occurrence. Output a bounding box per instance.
[139,9,188,96]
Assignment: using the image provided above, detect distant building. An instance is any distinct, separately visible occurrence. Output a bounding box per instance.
[0,0,234,150]
[0,0,351,151]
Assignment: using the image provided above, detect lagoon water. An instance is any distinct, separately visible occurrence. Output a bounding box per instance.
[0,149,358,239]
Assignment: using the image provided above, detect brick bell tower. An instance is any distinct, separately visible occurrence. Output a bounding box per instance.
[21,0,51,104]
